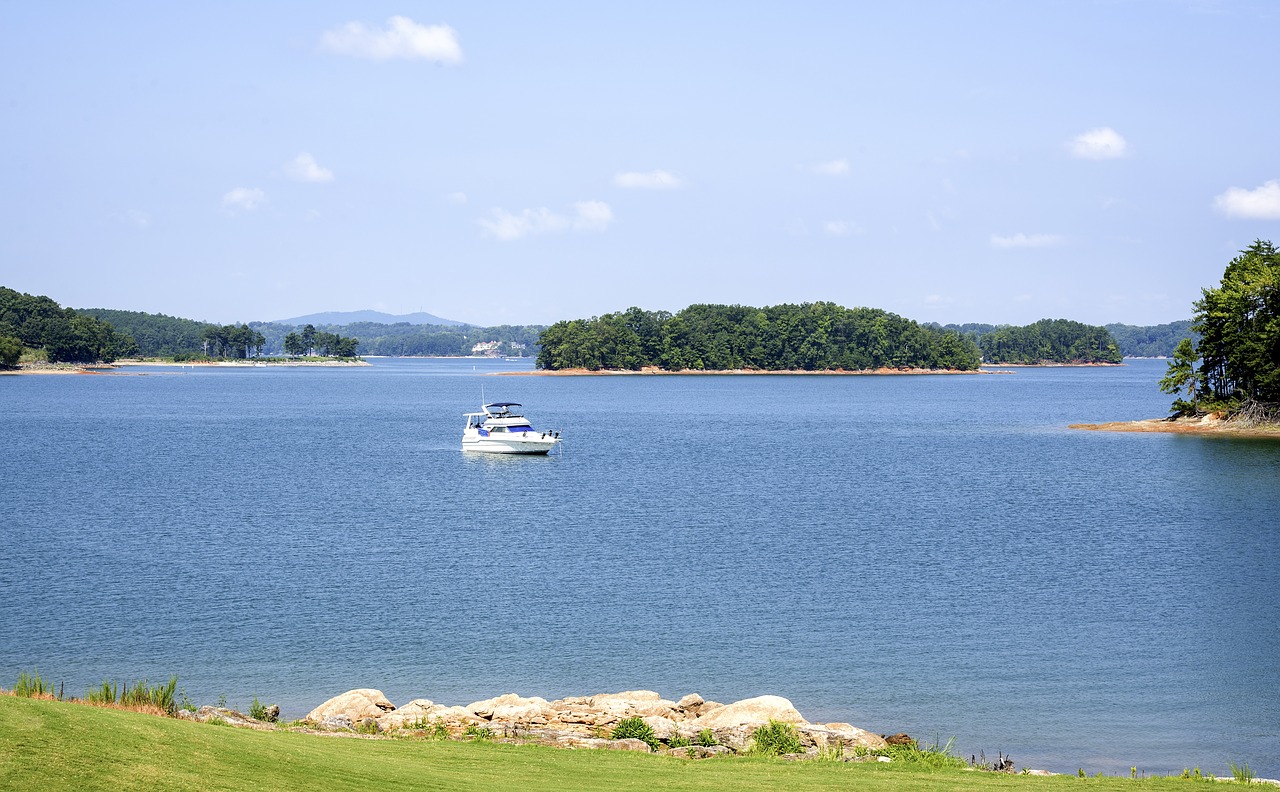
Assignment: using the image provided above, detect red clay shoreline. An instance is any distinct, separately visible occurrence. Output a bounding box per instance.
[501,366,1012,376]
[1070,414,1280,438]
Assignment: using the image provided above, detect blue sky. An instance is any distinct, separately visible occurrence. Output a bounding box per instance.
[2,1,1278,327]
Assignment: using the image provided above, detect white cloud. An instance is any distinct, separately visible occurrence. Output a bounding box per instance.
[614,170,682,189]
[822,220,863,236]
[1069,127,1128,160]
[320,16,462,63]
[117,209,150,229]
[283,152,334,183]
[478,208,567,240]
[812,158,850,176]
[573,200,613,232]
[477,201,613,240]
[990,232,1064,248]
[1213,180,1280,219]
[446,191,468,205]
[222,187,266,213]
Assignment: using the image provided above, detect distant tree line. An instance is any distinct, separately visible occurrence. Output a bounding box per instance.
[1160,240,1280,417]
[77,308,213,358]
[0,287,135,365]
[71,307,540,359]
[968,319,1122,364]
[1104,321,1196,358]
[932,320,1192,359]
[537,303,982,371]
[243,320,540,357]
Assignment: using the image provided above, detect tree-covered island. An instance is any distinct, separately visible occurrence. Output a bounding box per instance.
[968,319,1122,365]
[536,303,982,371]
[535,303,1130,372]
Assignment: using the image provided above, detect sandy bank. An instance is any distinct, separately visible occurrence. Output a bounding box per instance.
[984,362,1123,368]
[1070,414,1280,438]
[113,359,371,368]
[2,359,371,375]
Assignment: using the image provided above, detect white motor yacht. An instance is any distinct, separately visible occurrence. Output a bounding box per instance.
[462,402,562,454]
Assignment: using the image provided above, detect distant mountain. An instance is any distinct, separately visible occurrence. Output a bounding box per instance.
[272,309,466,327]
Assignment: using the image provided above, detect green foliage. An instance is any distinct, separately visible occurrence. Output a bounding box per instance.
[249,696,267,721]
[76,308,210,358]
[1105,321,1197,358]
[749,720,804,756]
[0,287,135,362]
[609,716,659,750]
[1158,337,1201,415]
[85,681,118,706]
[85,676,177,714]
[13,670,57,699]
[1178,767,1209,781]
[1173,240,1280,416]
[0,334,21,367]
[815,744,845,762]
[462,724,494,741]
[408,718,450,740]
[538,303,982,371]
[696,728,719,747]
[355,719,379,735]
[881,736,968,770]
[1228,761,1255,784]
[972,318,1122,364]
[666,734,692,749]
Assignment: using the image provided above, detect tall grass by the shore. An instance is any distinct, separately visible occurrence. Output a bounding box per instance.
[12,669,59,700]
[8,669,177,715]
[85,676,178,714]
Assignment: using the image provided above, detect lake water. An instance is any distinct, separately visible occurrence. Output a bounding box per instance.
[1,358,1277,777]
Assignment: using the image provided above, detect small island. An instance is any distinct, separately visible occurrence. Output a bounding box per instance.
[533,303,1124,374]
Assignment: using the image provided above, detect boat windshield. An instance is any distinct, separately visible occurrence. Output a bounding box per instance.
[507,425,535,432]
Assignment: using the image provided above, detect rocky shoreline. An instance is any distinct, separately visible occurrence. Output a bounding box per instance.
[1070,413,1280,438]
[180,688,919,762]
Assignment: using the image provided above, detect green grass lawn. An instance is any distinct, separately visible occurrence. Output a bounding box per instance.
[0,696,1211,792]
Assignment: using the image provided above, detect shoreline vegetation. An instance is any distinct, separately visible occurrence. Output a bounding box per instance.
[1078,240,1280,435]
[4,685,1276,790]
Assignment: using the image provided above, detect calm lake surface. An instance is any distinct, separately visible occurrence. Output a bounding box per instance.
[2,358,1277,776]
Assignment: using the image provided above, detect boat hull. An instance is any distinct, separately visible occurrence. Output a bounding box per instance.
[461,436,560,455]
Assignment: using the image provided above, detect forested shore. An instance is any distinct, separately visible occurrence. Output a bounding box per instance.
[535,303,1128,372]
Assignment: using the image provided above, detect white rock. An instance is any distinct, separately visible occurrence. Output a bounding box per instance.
[642,715,677,740]
[687,695,806,730]
[306,689,395,723]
